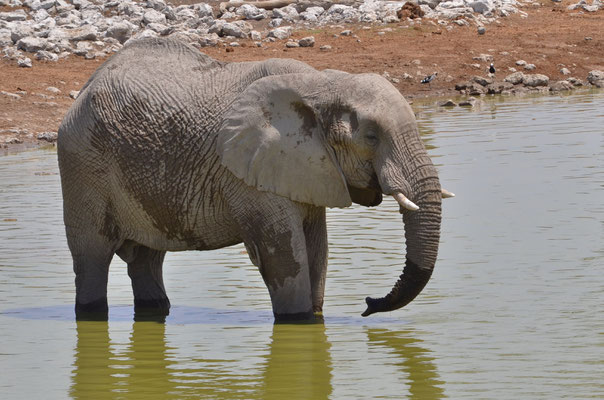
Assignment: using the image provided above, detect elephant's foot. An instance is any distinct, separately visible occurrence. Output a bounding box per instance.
[273,309,317,324]
[75,298,109,321]
[133,297,170,322]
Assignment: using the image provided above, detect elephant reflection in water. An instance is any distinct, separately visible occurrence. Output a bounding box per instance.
[367,329,445,399]
[70,322,444,399]
[70,322,333,399]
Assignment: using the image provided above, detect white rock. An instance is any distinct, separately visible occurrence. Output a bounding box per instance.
[0,10,28,22]
[273,4,299,21]
[222,21,252,38]
[193,3,214,18]
[10,25,34,44]
[524,63,536,70]
[268,26,292,40]
[237,4,267,20]
[143,9,166,25]
[560,67,571,75]
[105,21,134,44]
[69,25,98,42]
[17,37,49,52]
[325,5,359,22]
[35,50,58,61]
[17,57,32,67]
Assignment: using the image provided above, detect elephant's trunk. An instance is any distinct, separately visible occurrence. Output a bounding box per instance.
[362,168,442,317]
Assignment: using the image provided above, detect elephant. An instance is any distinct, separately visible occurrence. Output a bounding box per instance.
[58,37,452,322]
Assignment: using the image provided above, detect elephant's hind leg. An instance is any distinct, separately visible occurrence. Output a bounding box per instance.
[68,231,116,320]
[121,243,170,318]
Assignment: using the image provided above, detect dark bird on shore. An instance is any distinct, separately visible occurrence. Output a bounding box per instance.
[421,72,437,84]
[489,63,496,74]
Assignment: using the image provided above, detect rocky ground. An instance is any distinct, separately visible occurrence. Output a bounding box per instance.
[1,0,603,152]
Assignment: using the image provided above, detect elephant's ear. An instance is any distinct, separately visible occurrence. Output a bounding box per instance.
[217,73,352,208]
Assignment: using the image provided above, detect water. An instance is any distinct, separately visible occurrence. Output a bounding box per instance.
[1,91,603,399]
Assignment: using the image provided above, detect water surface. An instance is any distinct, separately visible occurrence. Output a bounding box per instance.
[1,91,602,399]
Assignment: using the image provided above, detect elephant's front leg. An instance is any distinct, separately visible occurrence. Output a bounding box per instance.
[303,206,328,315]
[232,195,315,321]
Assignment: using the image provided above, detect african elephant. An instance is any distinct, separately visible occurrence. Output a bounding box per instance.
[58,38,452,322]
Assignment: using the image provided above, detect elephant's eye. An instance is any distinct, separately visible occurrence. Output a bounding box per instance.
[365,133,378,146]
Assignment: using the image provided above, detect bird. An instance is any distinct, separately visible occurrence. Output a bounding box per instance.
[420,72,437,85]
[489,63,496,75]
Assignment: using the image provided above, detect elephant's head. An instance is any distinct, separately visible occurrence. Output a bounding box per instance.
[217,70,450,316]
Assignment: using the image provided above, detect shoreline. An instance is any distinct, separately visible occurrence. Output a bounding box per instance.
[1,2,603,153]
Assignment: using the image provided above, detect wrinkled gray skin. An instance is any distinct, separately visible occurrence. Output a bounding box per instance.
[58,38,442,322]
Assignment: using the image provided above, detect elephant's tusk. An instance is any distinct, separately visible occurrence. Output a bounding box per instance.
[441,188,455,198]
[392,192,419,211]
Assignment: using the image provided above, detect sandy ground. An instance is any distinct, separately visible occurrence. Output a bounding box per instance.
[1,1,603,152]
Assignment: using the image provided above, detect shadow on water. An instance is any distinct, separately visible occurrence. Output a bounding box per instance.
[367,329,445,399]
[2,304,403,325]
[69,320,334,399]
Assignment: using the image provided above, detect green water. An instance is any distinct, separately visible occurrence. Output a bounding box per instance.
[1,91,603,399]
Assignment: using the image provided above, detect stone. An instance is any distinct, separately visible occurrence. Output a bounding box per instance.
[69,90,80,99]
[587,70,604,87]
[524,63,536,71]
[11,25,34,44]
[477,26,486,35]
[486,81,514,94]
[459,97,478,107]
[473,54,493,62]
[222,21,252,38]
[46,86,61,94]
[268,26,292,40]
[1,90,21,100]
[69,25,98,42]
[272,5,298,21]
[193,3,214,18]
[468,83,486,95]
[35,50,58,61]
[522,74,549,87]
[0,10,28,22]
[438,99,457,107]
[469,1,492,14]
[105,21,133,44]
[237,4,267,20]
[285,41,299,48]
[515,59,527,66]
[504,71,525,85]
[17,37,49,53]
[17,57,32,67]
[560,67,571,75]
[37,131,58,142]
[419,0,440,9]
[298,36,315,47]
[319,44,332,51]
[549,81,574,92]
[143,9,166,25]
[472,76,494,86]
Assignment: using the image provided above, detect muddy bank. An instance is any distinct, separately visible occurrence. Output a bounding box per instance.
[1,1,603,152]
